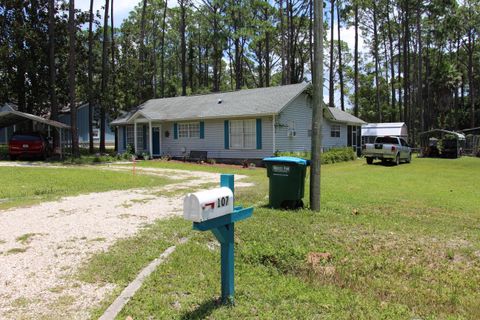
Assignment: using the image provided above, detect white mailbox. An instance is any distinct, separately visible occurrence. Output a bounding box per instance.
[183,187,234,222]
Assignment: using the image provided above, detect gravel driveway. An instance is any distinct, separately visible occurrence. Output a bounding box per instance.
[0,165,250,319]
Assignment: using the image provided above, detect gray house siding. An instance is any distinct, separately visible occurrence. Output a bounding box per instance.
[118,116,274,159]
[275,93,349,152]
[275,93,312,153]
[321,120,348,149]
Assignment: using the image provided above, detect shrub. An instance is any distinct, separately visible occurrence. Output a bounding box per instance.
[276,147,356,165]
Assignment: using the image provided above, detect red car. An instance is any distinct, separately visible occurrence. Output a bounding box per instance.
[9,132,52,160]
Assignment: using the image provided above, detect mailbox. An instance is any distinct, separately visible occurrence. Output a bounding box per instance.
[183,187,234,222]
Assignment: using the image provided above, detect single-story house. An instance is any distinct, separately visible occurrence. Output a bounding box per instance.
[58,103,115,147]
[111,83,366,161]
[362,122,408,144]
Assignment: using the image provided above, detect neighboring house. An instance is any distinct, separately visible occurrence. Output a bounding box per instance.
[0,103,19,144]
[111,83,366,160]
[0,126,14,144]
[361,122,408,144]
[58,103,115,146]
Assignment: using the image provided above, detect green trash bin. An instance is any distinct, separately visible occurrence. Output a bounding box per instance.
[263,156,309,209]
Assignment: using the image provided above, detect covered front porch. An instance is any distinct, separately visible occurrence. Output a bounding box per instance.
[119,120,164,157]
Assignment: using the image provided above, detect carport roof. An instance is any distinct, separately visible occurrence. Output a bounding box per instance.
[0,104,70,130]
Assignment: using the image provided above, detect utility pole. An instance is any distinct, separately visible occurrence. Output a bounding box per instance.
[310,0,324,211]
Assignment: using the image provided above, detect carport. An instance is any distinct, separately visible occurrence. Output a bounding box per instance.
[0,104,71,157]
[419,129,466,158]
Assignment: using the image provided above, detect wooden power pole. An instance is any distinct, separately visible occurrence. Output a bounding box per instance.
[310,0,324,212]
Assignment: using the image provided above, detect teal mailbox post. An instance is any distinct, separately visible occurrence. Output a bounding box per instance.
[183,174,253,304]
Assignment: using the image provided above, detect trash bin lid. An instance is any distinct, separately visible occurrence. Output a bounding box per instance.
[263,156,308,165]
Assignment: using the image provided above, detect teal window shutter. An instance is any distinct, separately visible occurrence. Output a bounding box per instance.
[122,126,127,150]
[224,120,229,149]
[256,118,262,149]
[200,121,205,139]
[174,123,178,139]
[143,125,147,149]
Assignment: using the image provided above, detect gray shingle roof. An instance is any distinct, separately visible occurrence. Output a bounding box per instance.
[112,83,310,124]
[326,107,366,125]
[111,83,366,126]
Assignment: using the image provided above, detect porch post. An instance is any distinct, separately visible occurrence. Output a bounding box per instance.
[159,124,162,156]
[149,121,153,156]
[134,122,138,155]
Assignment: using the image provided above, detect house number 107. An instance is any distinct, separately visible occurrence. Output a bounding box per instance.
[217,196,229,208]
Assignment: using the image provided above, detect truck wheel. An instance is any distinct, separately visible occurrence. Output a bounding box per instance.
[406,153,412,163]
[10,155,17,161]
[395,154,400,166]
[366,157,373,165]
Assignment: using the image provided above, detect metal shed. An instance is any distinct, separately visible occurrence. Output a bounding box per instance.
[0,104,70,157]
[361,122,408,144]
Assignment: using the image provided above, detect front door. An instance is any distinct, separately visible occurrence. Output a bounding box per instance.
[152,127,160,155]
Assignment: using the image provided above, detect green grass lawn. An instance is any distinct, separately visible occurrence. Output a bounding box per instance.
[0,166,172,210]
[80,157,480,319]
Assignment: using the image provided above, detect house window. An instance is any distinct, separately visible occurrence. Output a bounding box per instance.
[331,125,341,138]
[178,122,200,138]
[126,125,135,145]
[230,119,256,149]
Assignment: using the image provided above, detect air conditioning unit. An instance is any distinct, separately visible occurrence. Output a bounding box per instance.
[287,130,297,137]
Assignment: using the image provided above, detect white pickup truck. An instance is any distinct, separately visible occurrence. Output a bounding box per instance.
[362,136,412,165]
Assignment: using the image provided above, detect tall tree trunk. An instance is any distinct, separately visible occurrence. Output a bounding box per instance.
[354,1,359,117]
[160,0,167,97]
[467,33,475,128]
[48,0,59,149]
[100,0,110,153]
[111,0,117,151]
[14,5,26,113]
[179,0,187,96]
[328,0,335,108]
[386,0,396,120]
[68,0,79,156]
[373,2,382,122]
[336,1,344,111]
[280,0,286,85]
[403,1,410,134]
[212,6,221,92]
[398,29,403,122]
[265,5,271,88]
[416,0,422,139]
[153,14,158,98]
[139,0,147,101]
[87,0,94,153]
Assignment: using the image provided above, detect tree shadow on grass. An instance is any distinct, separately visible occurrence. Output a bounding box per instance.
[180,298,225,320]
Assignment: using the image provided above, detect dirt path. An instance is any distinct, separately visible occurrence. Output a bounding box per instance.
[0,166,250,319]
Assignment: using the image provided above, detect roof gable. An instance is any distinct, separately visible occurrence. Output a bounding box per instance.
[325,107,366,125]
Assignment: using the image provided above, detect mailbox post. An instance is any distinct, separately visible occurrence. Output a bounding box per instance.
[183,174,253,305]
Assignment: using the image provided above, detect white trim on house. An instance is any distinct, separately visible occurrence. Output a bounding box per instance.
[149,121,153,156]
